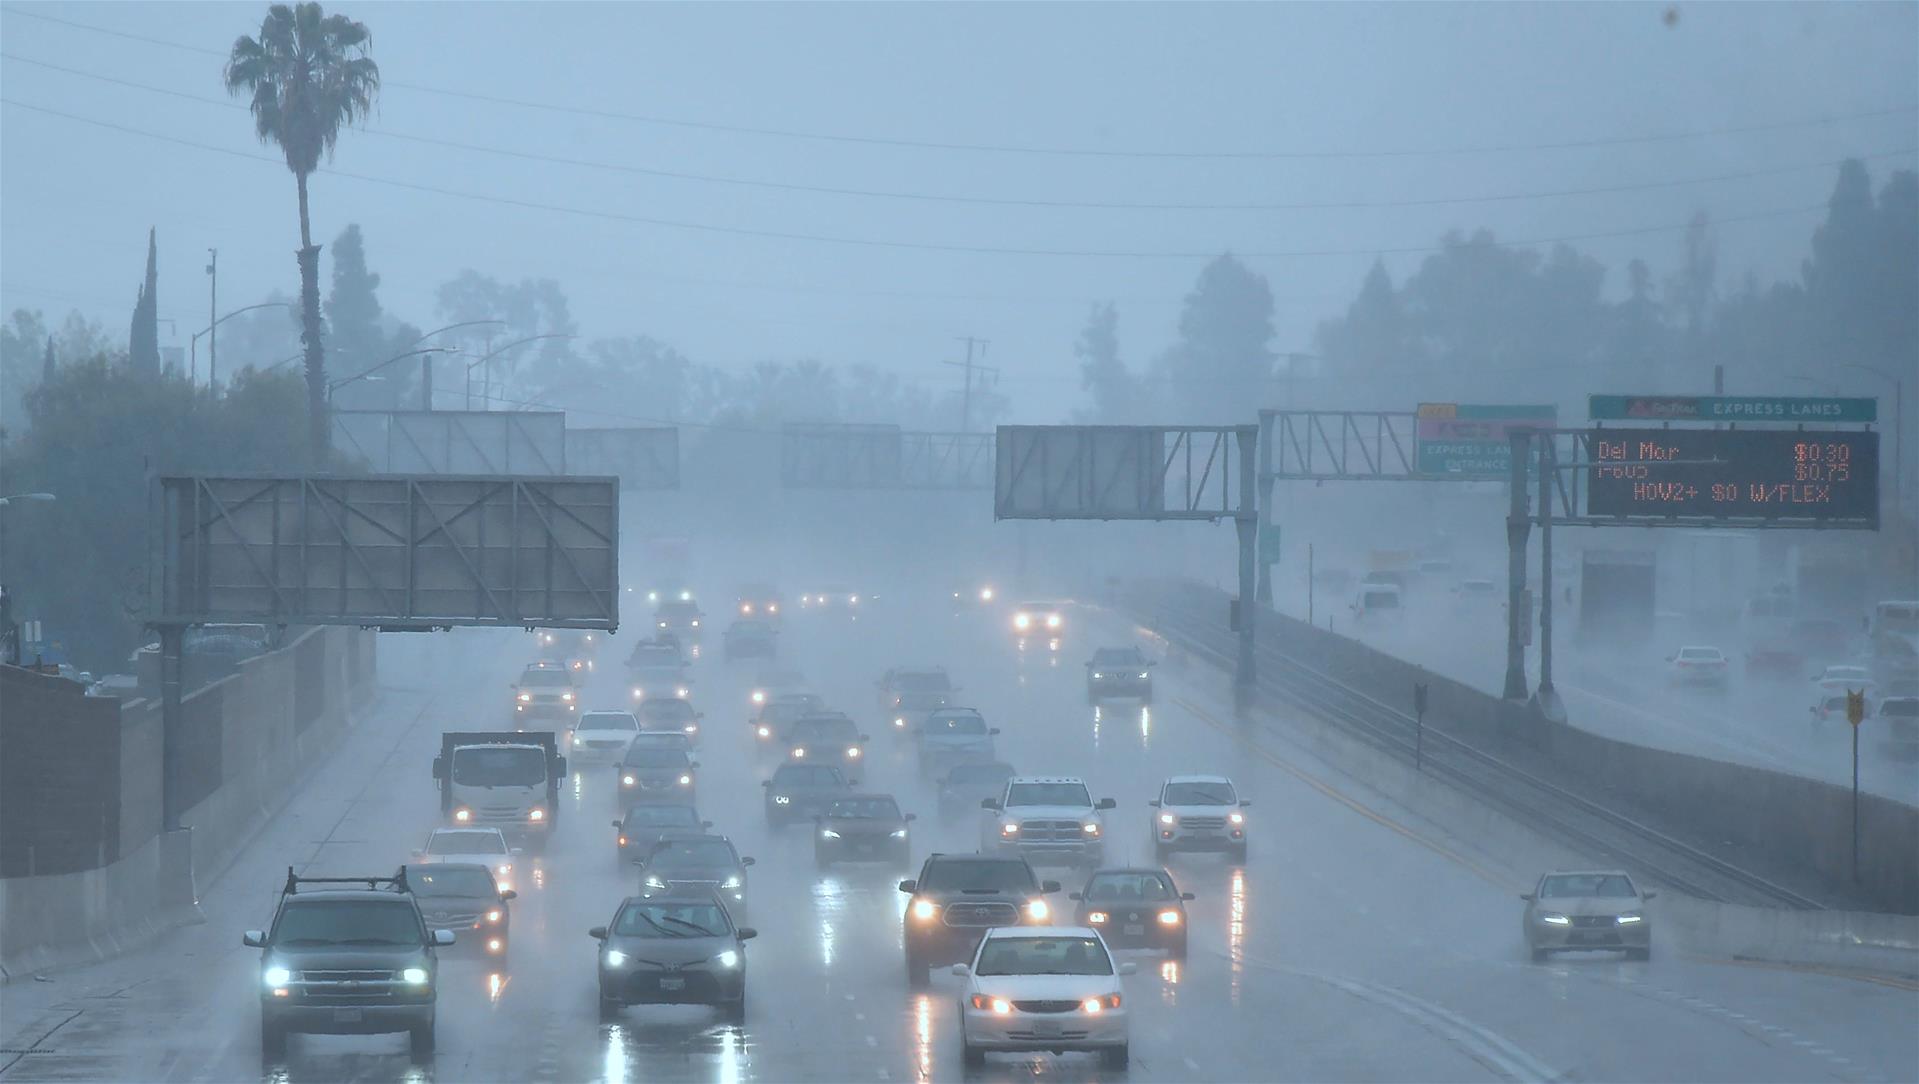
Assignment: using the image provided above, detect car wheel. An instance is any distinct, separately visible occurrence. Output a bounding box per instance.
[962,1037,987,1069]
[1530,947,1549,963]
[1626,947,1651,962]
[724,991,747,1024]
[905,950,930,989]
[599,991,621,1021]
[1171,933,1188,960]
[1153,841,1170,864]
[260,1020,288,1061]
[1100,1044,1130,1070]
[1229,842,1248,864]
[815,849,832,870]
[408,1022,435,1062]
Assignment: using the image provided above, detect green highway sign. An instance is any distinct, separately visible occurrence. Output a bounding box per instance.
[1588,395,1877,424]
[1415,403,1557,478]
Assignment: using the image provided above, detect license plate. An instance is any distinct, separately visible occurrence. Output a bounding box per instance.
[856,842,874,853]
[333,1007,363,1024]
[1570,932,1602,944]
[1032,1020,1061,1036]
[658,976,685,991]
[1122,923,1146,936]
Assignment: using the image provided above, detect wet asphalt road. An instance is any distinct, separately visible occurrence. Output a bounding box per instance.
[3,594,1915,1083]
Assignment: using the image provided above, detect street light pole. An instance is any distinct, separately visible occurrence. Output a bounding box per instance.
[205,249,218,390]
[460,334,576,410]
[191,302,296,387]
[327,347,457,403]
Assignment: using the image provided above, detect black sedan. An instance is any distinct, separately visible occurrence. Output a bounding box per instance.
[592,891,756,1022]
[614,803,709,864]
[1070,867,1193,958]
[762,763,851,826]
[1086,646,1154,703]
[814,793,914,868]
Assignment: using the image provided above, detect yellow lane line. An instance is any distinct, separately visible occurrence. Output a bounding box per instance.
[1683,952,1919,992]
[1174,695,1511,890]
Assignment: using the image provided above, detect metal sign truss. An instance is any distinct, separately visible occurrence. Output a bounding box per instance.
[1260,410,1421,481]
[565,427,680,491]
[996,425,1254,522]
[900,431,994,490]
[780,423,904,489]
[331,411,567,475]
[150,474,620,630]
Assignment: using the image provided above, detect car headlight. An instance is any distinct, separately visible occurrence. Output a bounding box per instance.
[1540,913,1570,925]
[1081,822,1101,836]
[1158,910,1181,926]
[646,591,659,602]
[263,965,293,988]
[741,604,752,615]
[676,687,690,698]
[894,717,906,728]
[604,949,628,968]
[517,692,531,702]
[1158,812,1176,825]
[846,746,862,758]
[890,828,908,839]
[757,725,771,738]
[1026,899,1050,921]
[722,875,742,889]
[561,692,574,702]
[528,807,546,822]
[486,909,503,923]
[685,724,699,734]
[1228,811,1245,825]
[1093,672,1103,679]
[774,795,790,804]
[1084,994,1120,1012]
[752,691,766,704]
[679,774,692,786]
[768,604,778,613]
[691,620,701,628]
[454,808,473,823]
[1001,822,1019,836]
[633,688,645,699]
[714,949,739,969]
[658,621,668,628]
[1616,913,1644,925]
[680,591,692,601]
[1014,614,1031,629]
[980,587,994,601]
[820,829,841,839]
[1046,614,1061,629]
[1139,671,1149,679]
[623,774,637,786]
[911,898,938,921]
[971,995,1013,1014]
[644,875,666,890]
[792,747,806,758]
[402,967,430,986]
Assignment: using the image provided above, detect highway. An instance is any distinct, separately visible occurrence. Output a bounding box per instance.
[3,589,1914,1083]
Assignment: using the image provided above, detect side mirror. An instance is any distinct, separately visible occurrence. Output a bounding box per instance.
[1239,799,1252,807]
[898,880,918,894]
[701,820,713,828]
[612,820,623,829]
[951,963,971,977]
[1181,892,1196,901]
[1041,880,1061,894]
[1518,893,1534,901]
[411,850,424,859]
[988,728,1001,735]
[1117,961,1138,976]
[742,857,756,867]
[243,930,265,948]
[501,890,518,901]
[1096,798,1117,810]
[1068,892,1082,901]
[737,927,758,941]
[903,813,917,822]
[1643,891,1658,900]
[860,735,872,743]
[433,929,456,946]
[589,926,608,940]
[760,780,772,788]
[511,847,524,856]
[981,798,1001,810]
[1147,799,1161,808]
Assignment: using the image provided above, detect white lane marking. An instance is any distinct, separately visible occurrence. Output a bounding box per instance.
[866,1035,879,1048]
[1184,1055,1201,1071]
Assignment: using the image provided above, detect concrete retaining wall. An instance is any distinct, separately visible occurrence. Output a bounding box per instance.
[0,627,376,981]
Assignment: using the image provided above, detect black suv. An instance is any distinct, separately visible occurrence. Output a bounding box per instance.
[244,868,454,1063]
[897,853,1059,987]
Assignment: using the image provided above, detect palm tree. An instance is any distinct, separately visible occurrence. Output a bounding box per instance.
[224,3,379,462]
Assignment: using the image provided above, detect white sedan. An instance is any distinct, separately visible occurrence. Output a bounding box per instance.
[569,710,641,761]
[953,926,1134,1070]
[416,827,518,892]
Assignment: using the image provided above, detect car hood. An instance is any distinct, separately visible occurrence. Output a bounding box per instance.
[1536,897,1640,916]
[923,733,990,747]
[643,864,740,883]
[1164,802,1235,817]
[575,728,638,743]
[266,944,430,970]
[770,781,843,795]
[624,765,689,778]
[414,893,494,914]
[1005,804,1098,820]
[604,934,736,967]
[821,816,906,832]
[969,973,1121,1000]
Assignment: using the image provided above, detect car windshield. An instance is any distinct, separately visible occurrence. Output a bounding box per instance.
[1822,666,1869,679]
[827,797,901,819]
[927,714,987,735]
[659,602,700,619]
[274,900,422,945]
[1678,648,1722,660]
[731,621,772,634]
[1539,873,1636,898]
[1163,780,1237,806]
[1091,649,1143,665]
[412,868,497,897]
[894,672,951,692]
[519,669,571,687]
[640,700,697,722]
[766,700,822,724]
[623,748,691,769]
[975,936,1114,977]
[427,831,507,855]
[918,859,1037,893]
[773,765,844,787]
[1006,782,1092,807]
[1084,872,1175,901]
[793,719,859,742]
[1363,589,1400,608]
[1822,696,1850,711]
[625,806,700,828]
[580,713,638,731]
[1880,699,1919,719]
[450,746,547,786]
[948,763,1015,785]
[630,646,680,666]
[615,902,729,938]
[647,839,737,868]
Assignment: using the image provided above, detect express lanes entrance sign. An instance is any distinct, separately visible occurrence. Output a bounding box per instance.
[1415,403,1558,477]
[1588,395,1877,424]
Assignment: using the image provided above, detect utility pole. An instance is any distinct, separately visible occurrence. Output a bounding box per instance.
[942,337,996,432]
[205,249,218,391]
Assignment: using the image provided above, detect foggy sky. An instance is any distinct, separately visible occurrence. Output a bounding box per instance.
[2,1,1914,422]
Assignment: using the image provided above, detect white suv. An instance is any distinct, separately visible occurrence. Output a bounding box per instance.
[1150,775,1249,862]
[982,776,1115,867]
[955,926,1135,1069]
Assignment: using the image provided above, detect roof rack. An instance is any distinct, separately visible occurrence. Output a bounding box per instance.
[282,865,412,896]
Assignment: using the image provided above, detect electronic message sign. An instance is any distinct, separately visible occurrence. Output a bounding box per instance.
[1587,428,1879,524]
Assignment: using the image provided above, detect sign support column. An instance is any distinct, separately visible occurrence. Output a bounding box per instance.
[1536,431,1561,720]
[1503,430,1532,700]
[1236,430,1258,714]
[1256,410,1276,604]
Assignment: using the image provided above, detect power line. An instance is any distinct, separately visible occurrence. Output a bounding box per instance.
[7,52,1912,214]
[4,4,1915,162]
[0,97,1843,261]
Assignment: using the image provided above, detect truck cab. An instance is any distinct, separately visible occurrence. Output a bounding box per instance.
[433,732,565,848]
[980,775,1115,867]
